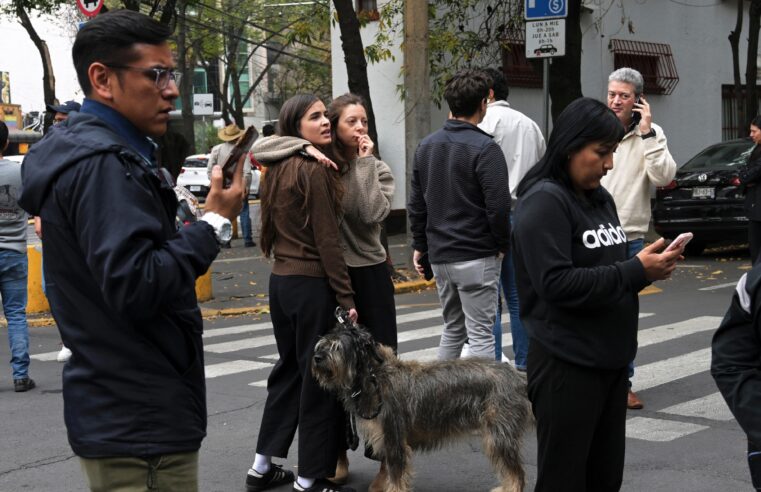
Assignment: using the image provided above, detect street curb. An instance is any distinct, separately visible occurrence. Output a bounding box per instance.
[20,279,438,327]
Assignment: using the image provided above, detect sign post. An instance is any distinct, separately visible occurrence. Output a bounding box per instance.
[525,0,567,138]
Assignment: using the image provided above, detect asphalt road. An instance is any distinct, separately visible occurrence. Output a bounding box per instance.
[0,251,756,491]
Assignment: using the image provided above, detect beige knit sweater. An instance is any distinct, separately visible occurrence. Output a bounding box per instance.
[253,136,394,267]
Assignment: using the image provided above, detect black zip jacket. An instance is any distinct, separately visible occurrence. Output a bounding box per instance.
[711,265,761,446]
[407,119,510,264]
[19,112,219,458]
[512,180,649,369]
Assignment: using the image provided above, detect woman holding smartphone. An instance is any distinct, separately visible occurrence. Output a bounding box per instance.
[512,97,681,491]
[244,94,357,492]
[252,93,395,491]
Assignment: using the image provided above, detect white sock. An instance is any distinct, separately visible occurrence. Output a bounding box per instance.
[296,476,315,489]
[251,454,271,475]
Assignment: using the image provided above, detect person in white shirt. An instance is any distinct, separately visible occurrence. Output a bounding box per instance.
[478,67,546,369]
[601,67,677,410]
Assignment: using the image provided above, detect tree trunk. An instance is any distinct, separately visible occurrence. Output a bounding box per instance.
[730,0,744,138]
[548,0,583,123]
[746,0,761,129]
[177,0,195,153]
[16,4,56,133]
[332,0,380,157]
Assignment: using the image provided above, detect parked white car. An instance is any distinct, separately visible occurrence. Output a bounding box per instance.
[177,154,210,199]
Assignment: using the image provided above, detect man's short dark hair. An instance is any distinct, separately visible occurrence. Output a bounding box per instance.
[444,70,491,118]
[72,10,172,96]
[0,121,7,151]
[482,67,509,101]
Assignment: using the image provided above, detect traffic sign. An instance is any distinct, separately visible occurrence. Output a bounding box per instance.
[526,19,566,59]
[193,94,214,116]
[525,0,567,20]
[76,0,104,17]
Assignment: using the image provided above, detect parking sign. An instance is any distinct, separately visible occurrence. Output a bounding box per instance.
[525,0,567,20]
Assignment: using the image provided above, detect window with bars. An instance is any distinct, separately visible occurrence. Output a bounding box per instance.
[500,32,543,89]
[609,39,679,95]
[721,85,761,141]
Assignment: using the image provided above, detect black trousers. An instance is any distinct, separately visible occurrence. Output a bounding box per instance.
[255,274,345,478]
[527,340,628,492]
[750,220,761,265]
[349,262,398,350]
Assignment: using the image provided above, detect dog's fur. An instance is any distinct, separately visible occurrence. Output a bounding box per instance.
[312,323,532,492]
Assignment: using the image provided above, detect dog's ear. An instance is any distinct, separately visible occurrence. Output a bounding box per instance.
[351,325,384,365]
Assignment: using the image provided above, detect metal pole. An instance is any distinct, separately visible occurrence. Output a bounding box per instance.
[542,57,550,138]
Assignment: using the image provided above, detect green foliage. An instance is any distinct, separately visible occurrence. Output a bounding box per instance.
[367,0,522,104]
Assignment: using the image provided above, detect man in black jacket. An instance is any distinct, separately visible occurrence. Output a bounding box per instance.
[19,10,246,490]
[408,69,510,360]
[712,265,761,490]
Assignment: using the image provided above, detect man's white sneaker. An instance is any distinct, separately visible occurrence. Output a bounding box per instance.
[57,346,72,362]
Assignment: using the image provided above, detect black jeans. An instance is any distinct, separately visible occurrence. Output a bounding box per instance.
[349,262,398,350]
[749,220,761,265]
[255,274,345,478]
[527,340,628,492]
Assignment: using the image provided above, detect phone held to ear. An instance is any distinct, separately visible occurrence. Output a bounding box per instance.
[221,126,257,188]
[664,232,693,253]
[631,96,642,126]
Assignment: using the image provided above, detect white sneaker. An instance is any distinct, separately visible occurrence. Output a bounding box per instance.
[56,346,72,363]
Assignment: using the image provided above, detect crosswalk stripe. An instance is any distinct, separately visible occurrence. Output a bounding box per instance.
[626,416,708,442]
[659,392,735,421]
[698,282,737,291]
[631,348,712,392]
[205,360,271,379]
[203,321,273,339]
[637,316,721,347]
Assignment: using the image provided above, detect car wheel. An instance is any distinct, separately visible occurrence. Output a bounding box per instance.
[684,240,706,256]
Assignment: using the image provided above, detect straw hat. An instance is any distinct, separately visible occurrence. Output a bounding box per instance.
[218,123,245,142]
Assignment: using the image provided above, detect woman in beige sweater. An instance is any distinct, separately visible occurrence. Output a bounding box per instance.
[252,93,396,491]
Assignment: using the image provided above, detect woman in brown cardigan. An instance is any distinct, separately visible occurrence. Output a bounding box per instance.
[244,94,357,492]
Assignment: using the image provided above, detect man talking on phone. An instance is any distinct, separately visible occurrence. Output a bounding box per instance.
[601,67,677,410]
[19,10,246,490]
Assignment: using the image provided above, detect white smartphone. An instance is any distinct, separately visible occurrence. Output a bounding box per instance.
[664,232,693,253]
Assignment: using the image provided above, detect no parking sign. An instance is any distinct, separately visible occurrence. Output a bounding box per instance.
[76,0,104,18]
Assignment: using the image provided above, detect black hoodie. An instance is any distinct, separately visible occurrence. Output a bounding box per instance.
[19,111,219,458]
[512,180,649,369]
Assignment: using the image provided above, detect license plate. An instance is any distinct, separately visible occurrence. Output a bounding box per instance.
[692,187,714,199]
[190,186,201,192]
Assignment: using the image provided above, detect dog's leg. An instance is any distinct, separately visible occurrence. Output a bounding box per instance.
[385,443,413,492]
[483,426,525,492]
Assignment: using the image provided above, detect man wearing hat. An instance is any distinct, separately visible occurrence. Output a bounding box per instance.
[46,100,81,124]
[207,123,256,247]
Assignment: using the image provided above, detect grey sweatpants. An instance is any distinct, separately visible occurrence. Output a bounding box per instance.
[431,255,501,359]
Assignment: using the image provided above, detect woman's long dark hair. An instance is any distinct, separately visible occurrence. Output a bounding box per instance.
[517,97,625,197]
[327,93,366,171]
[260,94,344,257]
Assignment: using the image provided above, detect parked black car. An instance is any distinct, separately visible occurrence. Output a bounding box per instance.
[653,138,755,254]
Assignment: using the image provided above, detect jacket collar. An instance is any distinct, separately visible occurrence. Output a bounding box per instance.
[444,118,492,137]
[80,99,157,167]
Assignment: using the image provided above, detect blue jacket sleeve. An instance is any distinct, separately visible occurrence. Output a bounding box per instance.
[58,153,219,321]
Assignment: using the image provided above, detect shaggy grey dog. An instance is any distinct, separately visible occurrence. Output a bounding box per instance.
[312,321,532,492]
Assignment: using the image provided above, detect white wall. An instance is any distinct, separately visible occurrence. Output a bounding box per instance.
[0,13,81,114]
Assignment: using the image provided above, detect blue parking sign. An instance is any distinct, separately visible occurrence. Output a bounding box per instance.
[525,0,567,20]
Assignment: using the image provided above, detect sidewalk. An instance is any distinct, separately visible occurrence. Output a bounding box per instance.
[24,232,433,326]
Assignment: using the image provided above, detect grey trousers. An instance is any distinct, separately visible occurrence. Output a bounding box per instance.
[432,255,501,359]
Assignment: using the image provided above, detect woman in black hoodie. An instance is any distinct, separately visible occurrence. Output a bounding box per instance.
[512,98,682,491]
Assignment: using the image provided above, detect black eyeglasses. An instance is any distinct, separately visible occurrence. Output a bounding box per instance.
[105,65,182,90]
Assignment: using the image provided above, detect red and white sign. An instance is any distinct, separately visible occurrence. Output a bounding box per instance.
[76,0,104,18]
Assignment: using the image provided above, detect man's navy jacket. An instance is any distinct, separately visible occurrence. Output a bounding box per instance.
[19,107,219,458]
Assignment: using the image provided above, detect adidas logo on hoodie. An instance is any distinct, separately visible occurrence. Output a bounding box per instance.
[582,223,628,249]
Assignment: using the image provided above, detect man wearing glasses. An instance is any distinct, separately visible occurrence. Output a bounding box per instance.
[19,10,246,491]
[601,67,677,411]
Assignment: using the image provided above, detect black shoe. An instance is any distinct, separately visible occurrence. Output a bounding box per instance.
[14,377,36,392]
[246,464,294,492]
[221,242,232,249]
[293,478,356,492]
[244,241,257,247]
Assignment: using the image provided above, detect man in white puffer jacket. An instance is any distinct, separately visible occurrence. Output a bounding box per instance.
[601,67,677,411]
